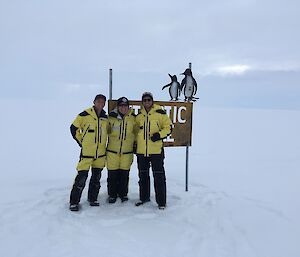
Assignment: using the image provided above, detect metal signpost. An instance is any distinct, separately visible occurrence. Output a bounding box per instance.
[109,68,113,100]
[185,62,192,191]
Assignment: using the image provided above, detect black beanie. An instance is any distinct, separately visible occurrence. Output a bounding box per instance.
[117,97,129,106]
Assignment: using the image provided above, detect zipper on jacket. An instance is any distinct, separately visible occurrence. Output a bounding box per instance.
[119,119,125,154]
[96,117,100,158]
[124,121,127,140]
[99,120,102,144]
[119,121,122,140]
[146,114,149,156]
[143,121,146,140]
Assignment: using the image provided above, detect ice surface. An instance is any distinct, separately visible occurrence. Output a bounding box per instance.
[0,100,299,257]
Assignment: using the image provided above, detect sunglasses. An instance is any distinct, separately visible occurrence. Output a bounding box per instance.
[143,98,152,102]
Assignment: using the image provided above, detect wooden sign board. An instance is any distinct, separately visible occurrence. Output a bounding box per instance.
[108,100,193,147]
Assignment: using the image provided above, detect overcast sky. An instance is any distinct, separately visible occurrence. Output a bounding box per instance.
[1,0,299,109]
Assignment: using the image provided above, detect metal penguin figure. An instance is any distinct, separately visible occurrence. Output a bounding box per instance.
[180,68,199,102]
[162,74,181,101]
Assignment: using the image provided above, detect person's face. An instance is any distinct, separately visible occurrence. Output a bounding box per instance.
[94,98,106,111]
[118,104,129,115]
[142,97,153,109]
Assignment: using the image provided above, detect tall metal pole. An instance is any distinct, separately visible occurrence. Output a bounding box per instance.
[185,146,189,192]
[185,62,192,192]
[109,68,113,100]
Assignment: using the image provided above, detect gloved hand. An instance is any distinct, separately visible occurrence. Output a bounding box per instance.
[151,133,161,142]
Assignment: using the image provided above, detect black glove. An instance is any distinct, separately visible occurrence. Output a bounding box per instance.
[151,133,161,142]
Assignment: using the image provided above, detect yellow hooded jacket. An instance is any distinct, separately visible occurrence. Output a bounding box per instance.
[107,108,137,155]
[136,104,172,156]
[106,108,137,170]
[70,107,108,159]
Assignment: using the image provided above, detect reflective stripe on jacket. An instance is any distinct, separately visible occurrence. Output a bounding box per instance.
[136,104,172,156]
[70,107,108,159]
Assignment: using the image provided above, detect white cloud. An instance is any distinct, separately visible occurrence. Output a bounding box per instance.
[254,63,300,72]
[200,61,300,77]
[216,65,251,75]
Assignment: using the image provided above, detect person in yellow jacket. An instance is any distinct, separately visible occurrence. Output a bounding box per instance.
[106,97,137,203]
[135,92,172,209]
[69,94,108,211]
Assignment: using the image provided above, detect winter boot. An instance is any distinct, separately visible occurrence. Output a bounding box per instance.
[108,197,117,204]
[121,196,129,202]
[69,204,79,211]
[135,199,150,206]
[89,201,100,207]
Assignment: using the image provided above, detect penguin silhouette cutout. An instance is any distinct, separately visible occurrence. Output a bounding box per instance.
[162,74,181,101]
[180,68,199,102]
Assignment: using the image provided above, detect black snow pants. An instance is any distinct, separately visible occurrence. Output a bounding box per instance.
[70,168,102,204]
[137,153,166,206]
[107,169,129,198]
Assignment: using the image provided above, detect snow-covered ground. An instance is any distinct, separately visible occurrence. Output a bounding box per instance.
[0,100,299,257]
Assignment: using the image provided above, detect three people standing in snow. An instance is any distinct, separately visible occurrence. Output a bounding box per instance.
[69,92,172,211]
